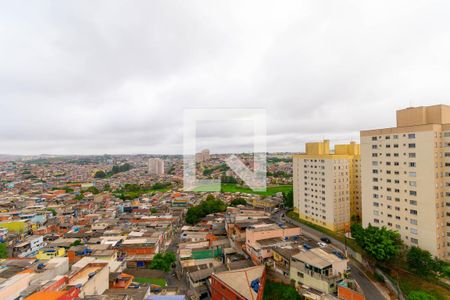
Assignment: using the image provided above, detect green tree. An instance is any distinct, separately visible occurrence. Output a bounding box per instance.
[221,175,237,184]
[282,190,293,208]
[185,196,227,224]
[70,240,82,247]
[407,247,444,276]
[86,186,100,194]
[351,224,402,261]
[151,182,171,190]
[230,198,247,207]
[150,252,176,272]
[94,170,107,178]
[0,243,8,258]
[46,208,57,216]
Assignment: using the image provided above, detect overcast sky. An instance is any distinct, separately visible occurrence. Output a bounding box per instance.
[1,1,449,155]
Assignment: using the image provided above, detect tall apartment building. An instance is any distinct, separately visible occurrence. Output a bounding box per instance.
[361,104,450,260]
[148,158,165,175]
[293,140,361,231]
[196,149,210,163]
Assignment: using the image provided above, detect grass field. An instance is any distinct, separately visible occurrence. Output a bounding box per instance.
[133,277,167,287]
[220,184,292,196]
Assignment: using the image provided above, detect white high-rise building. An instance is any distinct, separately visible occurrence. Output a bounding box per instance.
[148,158,165,175]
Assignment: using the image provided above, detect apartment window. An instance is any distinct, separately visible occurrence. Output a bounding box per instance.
[409,191,417,196]
[408,143,416,148]
[411,238,418,244]
[372,145,378,149]
[297,272,304,278]
[444,132,450,137]
[410,200,417,206]
[393,135,399,139]
[372,136,378,141]
[410,209,418,215]
[409,181,416,187]
[409,172,416,177]
[410,219,418,225]
[409,153,416,158]
[373,202,379,207]
[408,133,416,139]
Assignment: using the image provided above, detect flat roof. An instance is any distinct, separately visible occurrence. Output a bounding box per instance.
[292,248,342,269]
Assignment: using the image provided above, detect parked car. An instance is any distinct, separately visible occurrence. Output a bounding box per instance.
[303,243,313,250]
[317,241,327,248]
[332,249,345,259]
[320,237,331,244]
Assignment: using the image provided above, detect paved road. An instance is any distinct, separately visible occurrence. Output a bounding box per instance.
[281,212,388,300]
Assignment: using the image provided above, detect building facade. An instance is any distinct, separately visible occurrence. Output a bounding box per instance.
[293,140,361,231]
[290,248,348,294]
[361,104,450,260]
[148,158,165,175]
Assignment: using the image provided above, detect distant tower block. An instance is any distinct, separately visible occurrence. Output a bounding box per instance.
[196,149,210,163]
[148,158,165,175]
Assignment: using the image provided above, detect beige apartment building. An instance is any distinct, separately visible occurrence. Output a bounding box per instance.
[293,140,361,232]
[361,104,450,260]
[148,158,165,175]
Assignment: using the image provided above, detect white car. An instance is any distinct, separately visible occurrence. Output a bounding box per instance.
[317,241,327,248]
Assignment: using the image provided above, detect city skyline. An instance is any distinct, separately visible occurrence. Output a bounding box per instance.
[1,1,450,155]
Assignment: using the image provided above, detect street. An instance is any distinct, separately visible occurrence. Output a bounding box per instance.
[277,211,388,300]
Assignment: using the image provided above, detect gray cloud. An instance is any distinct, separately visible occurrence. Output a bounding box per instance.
[0,0,449,155]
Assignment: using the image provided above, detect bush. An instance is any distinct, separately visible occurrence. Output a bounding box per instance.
[230,198,247,207]
[406,247,443,276]
[263,281,300,300]
[407,291,437,300]
[374,272,385,283]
